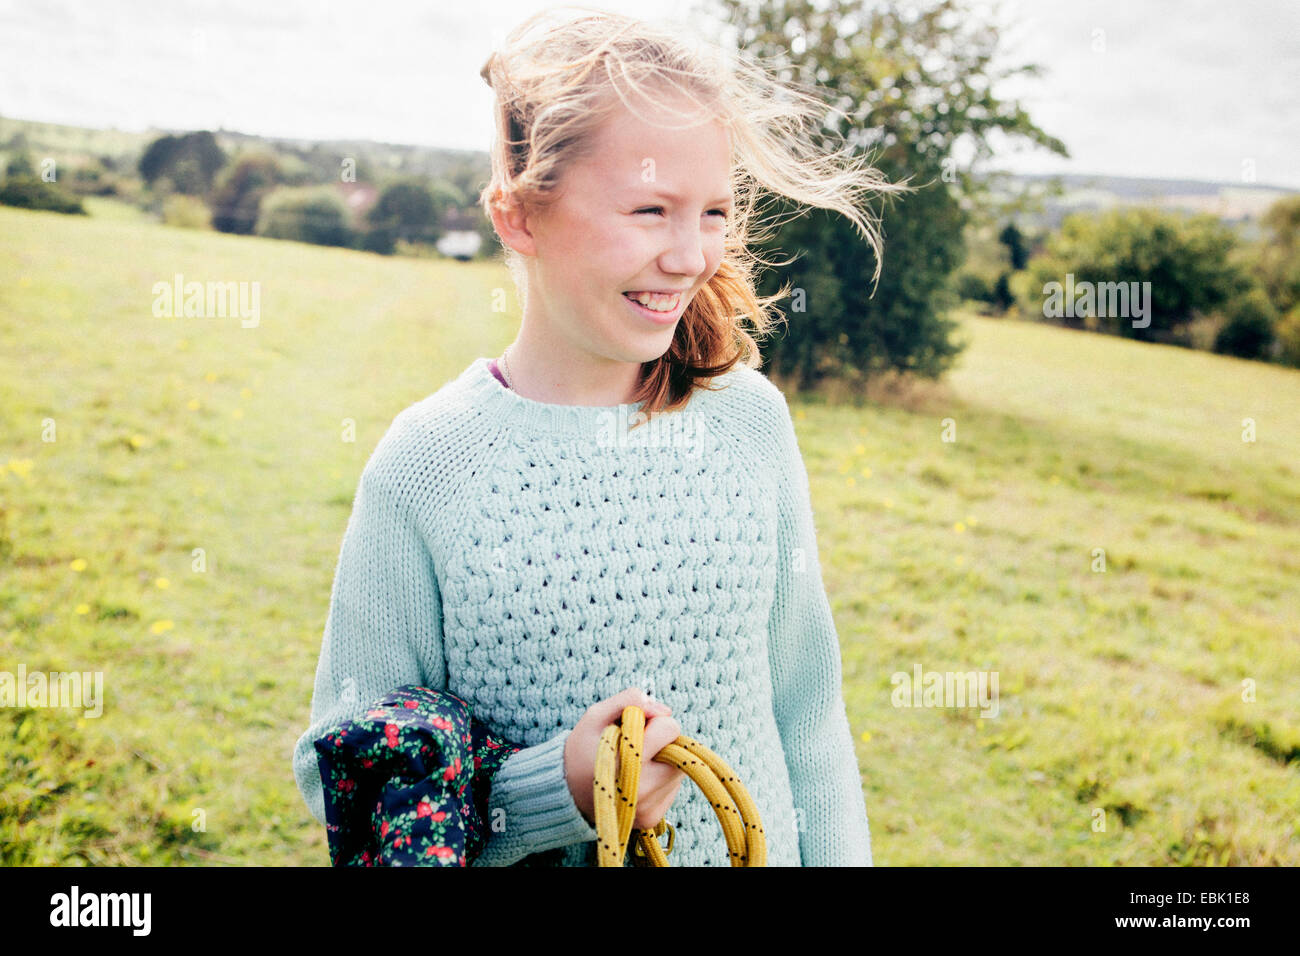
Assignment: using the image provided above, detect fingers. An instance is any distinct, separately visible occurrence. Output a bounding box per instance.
[635,754,687,829]
[641,713,683,758]
[587,686,671,726]
[636,714,686,828]
[575,696,683,831]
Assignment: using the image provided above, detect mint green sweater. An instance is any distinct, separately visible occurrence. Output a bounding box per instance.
[292,356,873,866]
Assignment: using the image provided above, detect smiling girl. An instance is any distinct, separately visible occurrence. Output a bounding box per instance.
[293,6,906,866]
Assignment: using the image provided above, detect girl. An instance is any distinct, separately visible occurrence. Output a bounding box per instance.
[293,6,905,866]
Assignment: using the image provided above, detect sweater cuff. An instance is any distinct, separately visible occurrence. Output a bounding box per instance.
[472,728,598,865]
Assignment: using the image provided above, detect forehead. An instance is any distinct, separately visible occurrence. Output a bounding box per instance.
[570,94,732,198]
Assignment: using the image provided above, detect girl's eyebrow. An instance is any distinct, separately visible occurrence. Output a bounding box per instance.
[635,187,734,208]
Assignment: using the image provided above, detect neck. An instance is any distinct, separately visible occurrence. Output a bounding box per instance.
[506,321,646,407]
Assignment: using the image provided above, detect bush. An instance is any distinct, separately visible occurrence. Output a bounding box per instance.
[5,150,36,178]
[1023,207,1252,342]
[992,272,1014,312]
[1213,289,1277,360]
[255,187,353,248]
[368,178,442,245]
[210,154,281,234]
[162,194,210,230]
[69,165,120,197]
[0,177,86,214]
[955,271,993,303]
[359,225,397,255]
[1255,195,1300,316]
[1275,305,1300,368]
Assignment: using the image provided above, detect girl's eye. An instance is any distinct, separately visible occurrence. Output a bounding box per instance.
[634,206,729,220]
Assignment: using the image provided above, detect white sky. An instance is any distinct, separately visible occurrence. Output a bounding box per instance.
[1,0,1296,188]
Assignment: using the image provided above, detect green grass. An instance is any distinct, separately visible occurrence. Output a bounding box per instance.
[2,204,1297,866]
[79,196,153,222]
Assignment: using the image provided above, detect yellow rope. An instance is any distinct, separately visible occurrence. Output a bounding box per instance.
[593,704,766,867]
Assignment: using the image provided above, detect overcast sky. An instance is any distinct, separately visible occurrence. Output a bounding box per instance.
[2,0,1296,188]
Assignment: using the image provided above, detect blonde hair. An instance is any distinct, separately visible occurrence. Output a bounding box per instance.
[479,5,909,421]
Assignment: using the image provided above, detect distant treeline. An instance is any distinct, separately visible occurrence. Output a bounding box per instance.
[0,126,498,260]
[953,201,1300,368]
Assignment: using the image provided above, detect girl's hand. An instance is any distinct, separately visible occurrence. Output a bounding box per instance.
[564,686,687,831]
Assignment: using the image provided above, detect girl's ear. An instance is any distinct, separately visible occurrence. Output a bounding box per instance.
[489,190,539,257]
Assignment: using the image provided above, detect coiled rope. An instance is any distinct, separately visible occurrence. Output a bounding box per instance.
[593,704,766,867]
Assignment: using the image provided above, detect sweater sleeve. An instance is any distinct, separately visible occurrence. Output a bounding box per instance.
[291,448,599,865]
[766,394,873,867]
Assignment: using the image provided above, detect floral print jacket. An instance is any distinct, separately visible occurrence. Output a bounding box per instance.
[313,685,524,866]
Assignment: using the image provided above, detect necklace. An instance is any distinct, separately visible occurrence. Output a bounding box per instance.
[499,346,514,389]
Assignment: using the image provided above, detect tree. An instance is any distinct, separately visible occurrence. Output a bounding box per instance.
[1213,289,1277,360]
[368,177,460,245]
[1254,194,1300,316]
[368,179,434,243]
[998,222,1028,270]
[1022,207,1252,342]
[255,187,353,248]
[714,0,1067,388]
[992,272,1014,312]
[138,131,226,195]
[210,154,281,234]
[1275,305,1300,368]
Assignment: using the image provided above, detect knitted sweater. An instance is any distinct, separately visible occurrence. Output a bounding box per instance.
[292,355,873,866]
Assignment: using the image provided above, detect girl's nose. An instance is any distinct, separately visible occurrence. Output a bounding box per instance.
[659,226,708,277]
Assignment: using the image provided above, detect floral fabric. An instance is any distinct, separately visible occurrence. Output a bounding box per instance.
[313,685,523,866]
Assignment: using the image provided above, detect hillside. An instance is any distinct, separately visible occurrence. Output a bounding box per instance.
[2,205,1297,865]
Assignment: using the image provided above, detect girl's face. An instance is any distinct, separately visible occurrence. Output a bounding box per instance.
[522,92,733,367]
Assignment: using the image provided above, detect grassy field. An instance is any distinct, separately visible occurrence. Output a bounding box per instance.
[2,204,1297,866]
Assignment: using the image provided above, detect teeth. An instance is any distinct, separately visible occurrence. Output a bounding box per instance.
[626,291,680,312]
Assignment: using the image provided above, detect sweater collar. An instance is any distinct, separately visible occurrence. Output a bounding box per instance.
[464,356,653,440]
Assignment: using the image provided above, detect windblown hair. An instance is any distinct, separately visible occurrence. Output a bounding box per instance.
[479,5,909,421]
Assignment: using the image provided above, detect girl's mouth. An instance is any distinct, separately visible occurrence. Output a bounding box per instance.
[623,291,683,325]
